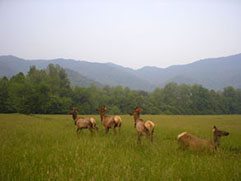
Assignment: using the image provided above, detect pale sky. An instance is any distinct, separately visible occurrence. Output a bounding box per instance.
[0,0,241,69]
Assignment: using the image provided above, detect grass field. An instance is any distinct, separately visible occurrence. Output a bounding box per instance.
[0,114,241,180]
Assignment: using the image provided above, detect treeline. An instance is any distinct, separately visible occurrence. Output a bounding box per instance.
[0,64,241,115]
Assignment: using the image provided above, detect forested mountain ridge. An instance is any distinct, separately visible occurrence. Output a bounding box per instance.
[65,69,103,88]
[0,53,241,90]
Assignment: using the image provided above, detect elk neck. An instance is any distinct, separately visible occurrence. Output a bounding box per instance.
[72,112,77,125]
[213,132,221,148]
[100,112,105,122]
[134,112,141,122]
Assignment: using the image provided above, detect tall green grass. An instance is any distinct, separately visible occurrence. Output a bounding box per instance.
[0,114,241,180]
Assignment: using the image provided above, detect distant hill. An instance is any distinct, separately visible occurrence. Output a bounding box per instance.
[65,68,103,88]
[136,54,241,90]
[0,56,155,90]
[0,53,241,90]
[0,56,103,88]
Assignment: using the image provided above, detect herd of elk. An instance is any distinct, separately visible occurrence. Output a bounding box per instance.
[130,107,155,143]
[69,106,229,151]
[177,126,229,152]
[96,106,122,134]
[69,108,98,134]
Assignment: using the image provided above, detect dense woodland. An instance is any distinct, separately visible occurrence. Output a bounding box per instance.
[0,64,241,115]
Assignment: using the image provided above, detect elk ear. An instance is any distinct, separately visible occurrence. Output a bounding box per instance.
[139,108,143,112]
[104,106,107,110]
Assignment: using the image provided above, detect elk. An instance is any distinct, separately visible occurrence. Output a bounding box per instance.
[130,107,155,143]
[96,106,122,134]
[69,108,98,134]
[177,126,229,152]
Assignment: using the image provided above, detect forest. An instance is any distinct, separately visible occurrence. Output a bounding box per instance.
[0,64,241,115]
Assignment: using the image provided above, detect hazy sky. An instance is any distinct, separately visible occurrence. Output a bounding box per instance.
[0,0,241,69]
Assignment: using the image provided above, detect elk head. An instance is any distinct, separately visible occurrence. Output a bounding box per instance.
[96,106,107,113]
[69,107,78,114]
[135,107,143,113]
[96,106,107,121]
[213,125,229,148]
[130,106,143,128]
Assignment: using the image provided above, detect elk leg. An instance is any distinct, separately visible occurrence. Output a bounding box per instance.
[89,126,93,134]
[150,129,154,142]
[118,123,121,134]
[105,128,109,134]
[76,128,82,136]
[137,133,142,144]
[112,126,117,135]
[94,124,98,131]
[145,131,150,141]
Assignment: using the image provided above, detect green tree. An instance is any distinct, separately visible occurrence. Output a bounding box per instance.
[0,77,10,112]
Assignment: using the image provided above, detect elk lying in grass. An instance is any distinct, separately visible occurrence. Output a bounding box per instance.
[96,106,122,134]
[69,108,98,134]
[130,107,155,143]
[177,126,229,152]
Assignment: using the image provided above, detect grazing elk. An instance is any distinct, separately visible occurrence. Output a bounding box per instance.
[96,106,122,134]
[130,107,155,143]
[69,108,98,134]
[177,126,229,152]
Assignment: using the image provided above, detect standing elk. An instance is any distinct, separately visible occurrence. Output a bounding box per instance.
[177,126,229,152]
[96,106,122,134]
[69,108,98,134]
[130,107,155,143]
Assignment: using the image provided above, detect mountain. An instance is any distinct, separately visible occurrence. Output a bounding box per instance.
[0,55,155,90]
[65,69,103,88]
[0,53,241,90]
[0,56,31,77]
[0,56,103,88]
[136,54,241,90]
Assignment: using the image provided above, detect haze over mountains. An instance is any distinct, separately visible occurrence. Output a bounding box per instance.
[0,53,241,91]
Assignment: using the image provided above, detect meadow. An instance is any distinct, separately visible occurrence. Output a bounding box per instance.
[0,114,241,181]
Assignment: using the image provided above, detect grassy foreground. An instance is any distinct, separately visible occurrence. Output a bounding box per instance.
[0,114,241,181]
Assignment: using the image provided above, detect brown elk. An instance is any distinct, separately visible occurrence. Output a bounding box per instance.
[177,126,229,152]
[69,108,98,134]
[130,107,155,143]
[96,106,122,134]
